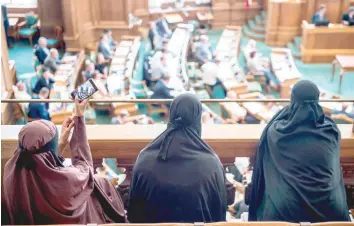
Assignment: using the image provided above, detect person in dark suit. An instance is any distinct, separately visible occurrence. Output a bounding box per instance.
[155,14,172,38]
[312,4,328,24]
[98,35,113,60]
[342,6,354,26]
[43,48,62,73]
[103,29,117,50]
[151,74,174,100]
[35,37,50,64]
[33,68,55,94]
[28,87,51,121]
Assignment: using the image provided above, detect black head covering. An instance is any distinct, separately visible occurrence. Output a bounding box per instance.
[249,80,350,222]
[128,93,227,223]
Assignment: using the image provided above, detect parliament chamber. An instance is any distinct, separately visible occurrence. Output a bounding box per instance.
[1,0,354,224]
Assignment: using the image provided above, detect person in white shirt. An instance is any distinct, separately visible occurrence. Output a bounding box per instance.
[200,57,226,96]
[13,82,31,109]
[247,51,279,93]
[243,39,256,63]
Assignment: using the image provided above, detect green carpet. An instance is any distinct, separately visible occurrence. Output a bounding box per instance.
[7,28,354,125]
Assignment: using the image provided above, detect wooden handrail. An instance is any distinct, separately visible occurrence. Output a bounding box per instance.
[2,99,354,103]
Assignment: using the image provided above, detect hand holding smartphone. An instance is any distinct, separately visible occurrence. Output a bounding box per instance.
[70,79,98,103]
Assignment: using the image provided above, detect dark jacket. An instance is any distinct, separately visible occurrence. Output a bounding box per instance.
[35,46,49,64]
[33,76,55,94]
[151,80,173,99]
[28,97,51,120]
[98,42,112,59]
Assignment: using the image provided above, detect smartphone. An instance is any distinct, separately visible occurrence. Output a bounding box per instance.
[70,79,98,103]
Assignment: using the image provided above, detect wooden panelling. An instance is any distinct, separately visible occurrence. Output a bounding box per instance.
[230,3,262,25]
[301,22,354,63]
[38,0,63,37]
[2,124,354,166]
[266,0,305,47]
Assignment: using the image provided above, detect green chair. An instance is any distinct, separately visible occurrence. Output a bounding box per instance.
[17,14,39,46]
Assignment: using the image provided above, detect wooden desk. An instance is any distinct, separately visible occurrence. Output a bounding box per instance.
[271,48,301,98]
[301,21,354,63]
[197,12,213,28]
[8,18,19,27]
[165,13,184,24]
[331,55,354,93]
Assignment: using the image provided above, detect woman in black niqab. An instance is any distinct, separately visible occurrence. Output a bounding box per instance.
[128,93,227,223]
[248,80,350,222]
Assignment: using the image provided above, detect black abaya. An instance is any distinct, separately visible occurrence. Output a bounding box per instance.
[128,93,227,223]
[249,80,350,222]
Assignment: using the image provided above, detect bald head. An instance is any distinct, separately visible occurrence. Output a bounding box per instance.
[38,37,47,47]
[50,48,59,58]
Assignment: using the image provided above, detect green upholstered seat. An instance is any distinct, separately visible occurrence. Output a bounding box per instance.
[25,15,37,27]
[18,28,36,36]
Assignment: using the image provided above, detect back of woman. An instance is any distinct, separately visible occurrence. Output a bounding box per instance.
[249,80,350,222]
[128,94,227,223]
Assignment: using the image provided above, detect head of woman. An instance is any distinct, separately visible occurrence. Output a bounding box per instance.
[168,93,203,135]
[17,120,62,169]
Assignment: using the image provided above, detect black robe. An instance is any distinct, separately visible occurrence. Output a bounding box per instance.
[128,93,227,223]
[249,80,350,222]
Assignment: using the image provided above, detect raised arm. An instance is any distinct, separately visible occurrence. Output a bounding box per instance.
[69,98,93,169]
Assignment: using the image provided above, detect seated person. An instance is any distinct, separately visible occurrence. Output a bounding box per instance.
[103,28,117,50]
[91,72,109,99]
[35,37,50,64]
[128,94,226,223]
[33,68,55,94]
[13,82,31,109]
[111,110,154,125]
[155,14,172,38]
[200,57,225,95]
[82,60,97,81]
[148,21,162,50]
[151,74,174,100]
[332,102,354,121]
[248,80,350,222]
[44,48,62,73]
[243,39,256,63]
[247,51,279,93]
[195,35,214,66]
[28,87,51,121]
[225,91,260,124]
[2,99,126,224]
[342,6,354,26]
[98,35,113,60]
[95,53,108,78]
[150,50,168,82]
[312,4,328,24]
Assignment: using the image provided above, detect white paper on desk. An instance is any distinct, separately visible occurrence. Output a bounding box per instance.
[62,55,77,62]
[107,76,123,94]
[59,64,73,70]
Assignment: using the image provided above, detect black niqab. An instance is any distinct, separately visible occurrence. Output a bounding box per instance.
[249,80,350,222]
[128,93,227,223]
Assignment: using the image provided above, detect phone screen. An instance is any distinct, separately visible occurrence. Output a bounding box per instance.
[70,79,98,102]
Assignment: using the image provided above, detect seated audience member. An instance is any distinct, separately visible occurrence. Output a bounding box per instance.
[28,87,51,121]
[151,74,174,100]
[342,6,354,26]
[247,51,278,93]
[82,60,97,81]
[155,14,172,38]
[150,50,168,81]
[33,68,55,94]
[148,22,162,50]
[312,4,328,24]
[128,94,227,223]
[225,91,259,124]
[111,110,155,125]
[95,53,108,78]
[195,35,214,66]
[248,80,350,222]
[243,39,256,63]
[98,35,113,59]
[44,48,62,73]
[2,99,126,224]
[35,37,50,64]
[13,82,31,109]
[91,72,109,99]
[103,29,116,50]
[332,102,354,120]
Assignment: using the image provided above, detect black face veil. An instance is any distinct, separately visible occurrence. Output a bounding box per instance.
[248,80,350,222]
[128,93,227,223]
